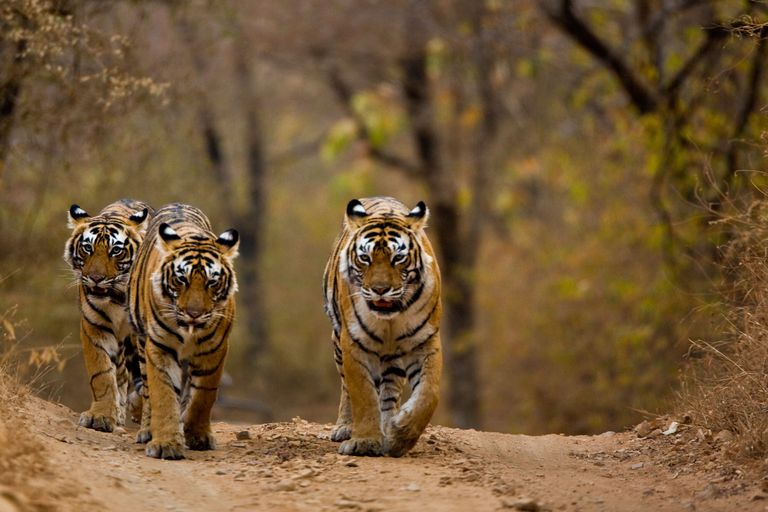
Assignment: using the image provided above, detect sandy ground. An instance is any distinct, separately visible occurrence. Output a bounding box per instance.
[1,394,765,512]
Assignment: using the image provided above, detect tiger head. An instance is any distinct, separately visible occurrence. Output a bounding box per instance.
[154,223,239,331]
[344,199,430,316]
[65,204,150,298]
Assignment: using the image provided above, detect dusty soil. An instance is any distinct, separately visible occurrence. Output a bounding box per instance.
[2,393,765,512]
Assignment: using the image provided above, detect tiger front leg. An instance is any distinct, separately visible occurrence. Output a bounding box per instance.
[144,342,185,460]
[338,333,383,456]
[183,347,228,451]
[135,335,152,443]
[384,343,442,457]
[79,319,120,432]
[331,333,352,442]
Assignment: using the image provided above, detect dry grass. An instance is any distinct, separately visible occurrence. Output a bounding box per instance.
[680,200,768,459]
[0,302,68,511]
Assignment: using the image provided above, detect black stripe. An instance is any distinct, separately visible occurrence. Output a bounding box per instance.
[84,295,112,323]
[190,383,218,392]
[83,314,115,336]
[349,333,377,355]
[402,281,425,309]
[408,367,421,380]
[150,338,178,361]
[396,302,436,340]
[352,303,383,343]
[410,330,438,353]
[190,356,224,377]
[196,317,227,345]
[150,303,183,343]
[382,396,397,403]
[381,352,403,362]
[89,368,113,384]
[84,331,116,360]
[194,334,226,357]
[382,366,406,378]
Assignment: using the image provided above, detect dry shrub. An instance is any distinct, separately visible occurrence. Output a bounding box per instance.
[681,200,768,459]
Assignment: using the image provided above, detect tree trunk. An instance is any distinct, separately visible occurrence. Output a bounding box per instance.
[0,39,26,187]
[231,35,270,363]
[175,10,270,364]
[401,46,481,428]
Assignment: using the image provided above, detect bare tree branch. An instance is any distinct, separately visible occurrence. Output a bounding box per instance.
[542,0,658,114]
[724,36,766,188]
[324,63,422,177]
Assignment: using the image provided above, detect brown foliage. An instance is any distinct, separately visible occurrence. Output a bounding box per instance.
[681,201,768,459]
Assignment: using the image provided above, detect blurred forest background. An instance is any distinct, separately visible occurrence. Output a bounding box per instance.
[1,0,767,435]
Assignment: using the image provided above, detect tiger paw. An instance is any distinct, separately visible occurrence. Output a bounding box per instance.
[383,434,419,457]
[338,437,383,456]
[128,391,143,423]
[79,411,115,433]
[383,412,423,457]
[185,430,216,451]
[330,424,352,442]
[136,428,152,444]
[146,439,185,460]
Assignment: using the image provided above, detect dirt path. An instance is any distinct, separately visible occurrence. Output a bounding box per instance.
[3,395,763,512]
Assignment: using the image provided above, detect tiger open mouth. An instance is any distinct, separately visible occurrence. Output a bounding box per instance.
[86,286,111,297]
[369,299,398,312]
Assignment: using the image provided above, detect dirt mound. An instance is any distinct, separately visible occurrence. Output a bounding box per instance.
[3,389,764,511]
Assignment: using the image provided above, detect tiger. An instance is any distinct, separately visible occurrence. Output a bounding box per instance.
[128,203,239,460]
[323,196,443,457]
[63,198,153,432]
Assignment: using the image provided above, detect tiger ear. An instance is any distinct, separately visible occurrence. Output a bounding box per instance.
[345,199,369,229]
[215,229,239,259]
[405,201,429,230]
[129,208,150,235]
[68,204,90,229]
[157,223,182,251]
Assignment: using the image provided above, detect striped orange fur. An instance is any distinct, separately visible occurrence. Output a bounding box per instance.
[128,203,239,460]
[64,199,152,432]
[323,197,443,456]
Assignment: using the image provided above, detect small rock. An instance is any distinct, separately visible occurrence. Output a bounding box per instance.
[751,492,768,501]
[230,441,247,448]
[273,479,296,492]
[696,484,722,500]
[630,462,644,470]
[113,426,127,435]
[402,483,420,492]
[634,419,663,438]
[714,430,734,444]
[501,497,540,511]
[344,460,359,468]
[335,500,360,509]
[101,445,118,451]
[215,469,228,475]
[662,422,679,436]
[292,468,316,480]
[235,430,251,440]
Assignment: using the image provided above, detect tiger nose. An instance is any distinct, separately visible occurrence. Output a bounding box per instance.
[371,286,390,295]
[89,274,105,284]
[186,306,204,319]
